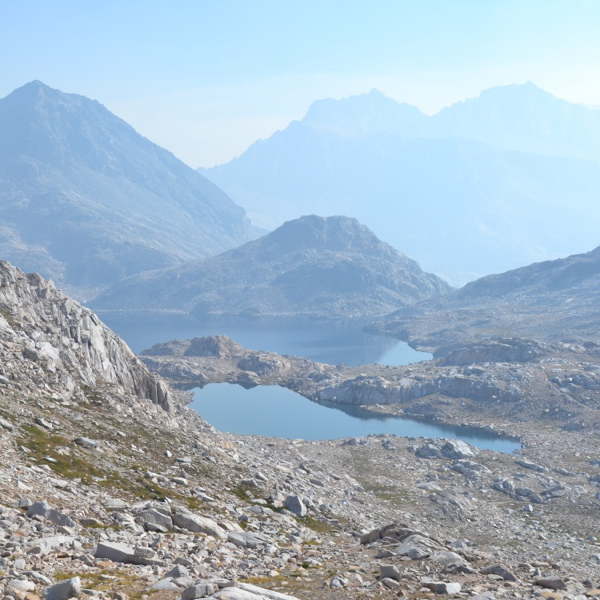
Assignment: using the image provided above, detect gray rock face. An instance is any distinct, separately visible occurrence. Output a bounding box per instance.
[171,507,227,539]
[422,580,462,595]
[431,550,470,572]
[93,215,452,319]
[237,583,303,599]
[94,542,161,565]
[181,582,218,599]
[227,532,263,549]
[27,535,76,556]
[441,440,478,459]
[134,507,173,531]
[480,563,517,581]
[534,576,567,590]
[379,564,401,581]
[43,577,81,600]
[284,495,307,517]
[26,501,76,528]
[0,80,253,293]
[8,580,36,592]
[514,459,546,473]
[394,534,442,559]
[0,260,173,413]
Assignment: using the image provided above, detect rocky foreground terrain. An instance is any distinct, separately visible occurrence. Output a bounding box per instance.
[1,260,600,600]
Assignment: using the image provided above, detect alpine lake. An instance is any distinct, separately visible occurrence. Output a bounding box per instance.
[102,313,520,453]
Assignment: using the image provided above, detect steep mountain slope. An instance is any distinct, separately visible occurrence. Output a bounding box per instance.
[202,85,600,284]
[0,81,254,296]
[93,215,451,319]
[374,245,600,352]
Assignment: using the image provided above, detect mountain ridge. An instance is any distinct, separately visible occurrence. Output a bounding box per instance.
[373,243,600,353]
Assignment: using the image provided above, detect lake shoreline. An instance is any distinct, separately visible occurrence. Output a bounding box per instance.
[191,381,521,452]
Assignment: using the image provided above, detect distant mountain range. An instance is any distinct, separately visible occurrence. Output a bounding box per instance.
[373,244,600,352]
[0,81,255,297]
[92,215,452,319]
[201,84,600,285]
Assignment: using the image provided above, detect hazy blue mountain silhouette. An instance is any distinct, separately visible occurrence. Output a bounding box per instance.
[202,84,600,285]
[431,82,600,161]
[93,215,452,319]
[0,81,254,296]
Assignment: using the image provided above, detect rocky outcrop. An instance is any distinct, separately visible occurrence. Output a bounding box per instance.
[140,334,600,433]
[438,338,549,365]
[0,260,173,413]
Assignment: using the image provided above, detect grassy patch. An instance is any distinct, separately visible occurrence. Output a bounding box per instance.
[232,484,256,503]
[0,406,17,423]
[53,569,151,600]
[80,384,106,406]
[17,424,116,484]
[299,515,332,534]
[17,425,178,503]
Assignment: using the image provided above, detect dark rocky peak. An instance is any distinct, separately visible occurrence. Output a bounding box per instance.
[0,80,153,171]
[257,215,397,257]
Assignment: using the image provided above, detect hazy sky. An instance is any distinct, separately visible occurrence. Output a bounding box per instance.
[2,1,599,167]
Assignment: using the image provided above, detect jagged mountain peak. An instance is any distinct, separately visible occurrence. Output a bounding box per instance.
[260,215,394,255]
[302,89,426,137]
